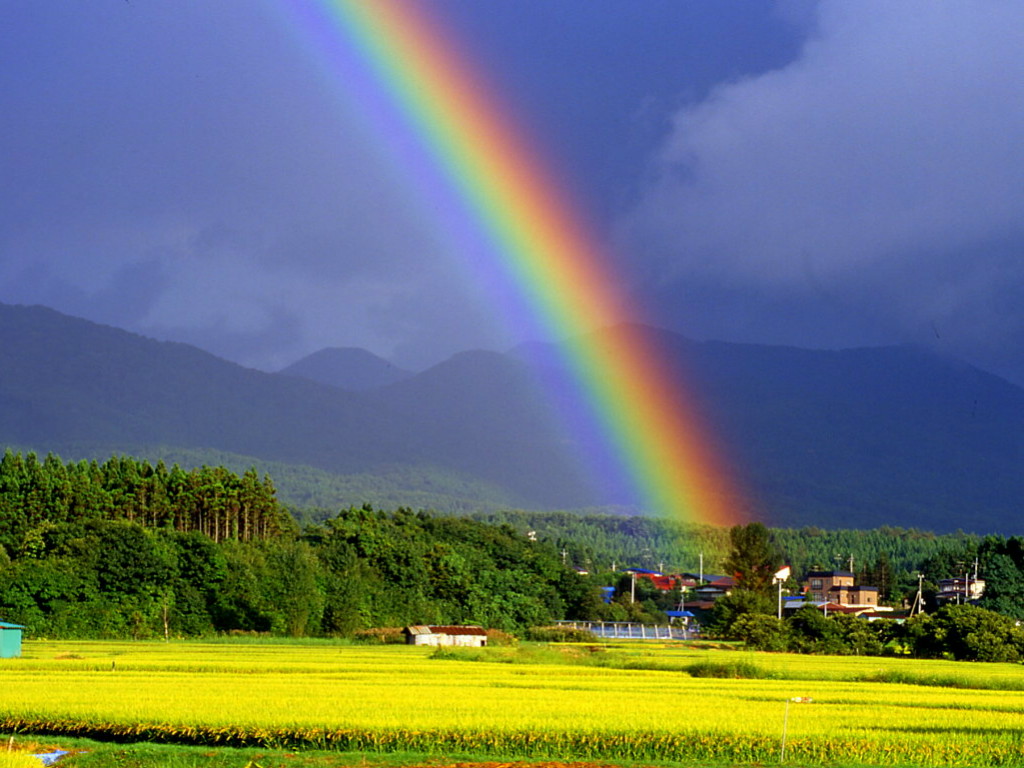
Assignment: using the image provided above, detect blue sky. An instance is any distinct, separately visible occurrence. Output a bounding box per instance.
[3,1,1023,386]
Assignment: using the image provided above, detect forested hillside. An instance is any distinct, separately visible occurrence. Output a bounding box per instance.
[475,509,980,596]
[0,302,586,511]
[3,302,1024,532]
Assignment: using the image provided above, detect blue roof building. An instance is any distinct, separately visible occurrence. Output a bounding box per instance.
[0,621,25,658]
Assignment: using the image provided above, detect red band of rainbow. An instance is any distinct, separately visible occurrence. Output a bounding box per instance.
[277,0,747,527]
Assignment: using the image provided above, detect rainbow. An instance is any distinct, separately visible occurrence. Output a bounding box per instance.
[278,1,746,527]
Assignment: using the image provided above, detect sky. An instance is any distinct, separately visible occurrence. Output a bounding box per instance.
[3,1,1024,386]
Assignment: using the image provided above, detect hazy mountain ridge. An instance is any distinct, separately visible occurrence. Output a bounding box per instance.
[691,339,1024,531]
[279,347,413,390]
[0,303,584,509]
[1,302,1022,533]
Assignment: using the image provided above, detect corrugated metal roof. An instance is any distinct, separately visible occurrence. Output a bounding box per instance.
[428,625,487,636]
[404,625,434,635]
[0,622,25,629]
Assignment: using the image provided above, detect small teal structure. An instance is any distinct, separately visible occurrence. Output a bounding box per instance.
[0,621,25,658]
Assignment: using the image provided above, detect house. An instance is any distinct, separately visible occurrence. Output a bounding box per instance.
[694,575,735,601]
[403,625,488,647]
[936,577,985,605]
[634,573,697,592]
[805,570,853,602]
[0,621,25,659]
[804,570,879,608]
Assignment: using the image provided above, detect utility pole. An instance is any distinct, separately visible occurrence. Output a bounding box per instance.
[910,573,924,616]
[969,557,980,602]
[679,583,689,640]
[699,552,704,583]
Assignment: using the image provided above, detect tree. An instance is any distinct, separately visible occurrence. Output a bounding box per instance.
[708,590,774,636]
[731,613,789,651]
[908,604,1024,662]
[859,552,896,604]
[724,523,783,595]
[788,606,845,654]
[832,613,884,656]
[166,530,227,636]
[978,536,1024,620]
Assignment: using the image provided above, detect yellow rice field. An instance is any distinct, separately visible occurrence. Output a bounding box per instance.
[2,641,1024,766]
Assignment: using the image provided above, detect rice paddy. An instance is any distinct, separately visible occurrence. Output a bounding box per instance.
[3,640,1024,766]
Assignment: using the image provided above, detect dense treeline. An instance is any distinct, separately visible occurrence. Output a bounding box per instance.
[0,451,287,552]
[725,603,1024,662]
[0,451,1019,644]
[308,508,587,635]
[0,500,589,639]
[474,510,981,587]
[473,510,731,574]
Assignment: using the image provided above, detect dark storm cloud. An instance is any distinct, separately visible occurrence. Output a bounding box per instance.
[153,303,307,372]
[5,1,1022,384]
[620,1,1024,384]
[0,1,493,369]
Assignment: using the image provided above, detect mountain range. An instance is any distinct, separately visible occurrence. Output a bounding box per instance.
[1,301,1021,534]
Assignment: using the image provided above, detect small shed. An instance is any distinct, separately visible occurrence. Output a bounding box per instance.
[404,625,488,647]
[0,621,25,658]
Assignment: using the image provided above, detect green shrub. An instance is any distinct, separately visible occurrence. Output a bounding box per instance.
[685,659,770,679]
[485,628,518,646]
[352,626,405,644]
[730,613,790,651]
[524,625,598,643]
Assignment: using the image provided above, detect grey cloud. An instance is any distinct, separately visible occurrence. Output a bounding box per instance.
[0,1,497,371]
[151,303,306,372]
[621,0,1024,383]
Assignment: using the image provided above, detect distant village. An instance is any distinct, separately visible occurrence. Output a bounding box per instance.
[548,563,988,642]
[398,565,988,649]
[621,565,984,620]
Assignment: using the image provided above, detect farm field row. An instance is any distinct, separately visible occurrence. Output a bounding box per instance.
[2,641,1024,766]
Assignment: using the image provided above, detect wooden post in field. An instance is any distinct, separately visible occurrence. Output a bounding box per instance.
[781,697,812,762]
[781,699,790,761]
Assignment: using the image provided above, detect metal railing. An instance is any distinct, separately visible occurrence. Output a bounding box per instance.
[553,620,691,640]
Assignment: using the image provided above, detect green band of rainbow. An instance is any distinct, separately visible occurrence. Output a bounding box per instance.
[287,0,746,527]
